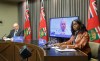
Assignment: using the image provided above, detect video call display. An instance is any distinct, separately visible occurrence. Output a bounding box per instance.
[50,16,79,38]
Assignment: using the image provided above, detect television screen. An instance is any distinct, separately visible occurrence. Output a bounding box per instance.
[50,16,79,38]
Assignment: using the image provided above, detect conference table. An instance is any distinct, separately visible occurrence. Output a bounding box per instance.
[44,47,88,61]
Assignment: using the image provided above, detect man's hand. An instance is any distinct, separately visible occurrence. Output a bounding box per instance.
[11,38,13,42]
[3,37,7,40]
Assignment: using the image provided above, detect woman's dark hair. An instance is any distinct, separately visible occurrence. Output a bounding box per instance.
[71,20,87,35]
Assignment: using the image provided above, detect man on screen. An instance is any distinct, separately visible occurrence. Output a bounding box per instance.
[56,19,71,36]
[60,20,67,35]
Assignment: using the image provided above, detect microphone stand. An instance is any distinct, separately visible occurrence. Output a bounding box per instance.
[44,43,50,50]
[21,58,28,61]
[26,58,28,61]
[45,43,48,47]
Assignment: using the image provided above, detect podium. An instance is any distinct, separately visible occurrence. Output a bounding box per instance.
[0,42,44,61]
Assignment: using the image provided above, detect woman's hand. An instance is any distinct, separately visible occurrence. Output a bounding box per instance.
[53,43,61,47]
[59,45,67,49]
[67,45,75,49]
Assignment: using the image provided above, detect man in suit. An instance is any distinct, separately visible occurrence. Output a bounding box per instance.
[3,23,23,41]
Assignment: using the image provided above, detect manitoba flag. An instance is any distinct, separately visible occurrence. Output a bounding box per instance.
[38,0,48,43]
[87,0,100,43]
[24,0,32,43]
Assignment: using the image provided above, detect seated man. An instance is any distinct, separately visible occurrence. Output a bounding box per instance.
[3,23,24,42]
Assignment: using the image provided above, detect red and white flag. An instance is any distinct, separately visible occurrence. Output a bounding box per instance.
[38,0,48,43]
[24,0,32,43]
[87,0,100,43]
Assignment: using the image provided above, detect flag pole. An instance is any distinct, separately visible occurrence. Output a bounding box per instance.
[41,0,44,7]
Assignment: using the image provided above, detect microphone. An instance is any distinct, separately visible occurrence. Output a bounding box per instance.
[45,42,49,47]
[75,31,78,36]
[43,41,51,50]
[2,34,6,40]
[73,31,78,45]
[2,34,6,37]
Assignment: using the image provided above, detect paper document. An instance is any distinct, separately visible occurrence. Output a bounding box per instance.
[51,46,59,49]
[4,38,11,41]
[56,48,76,52]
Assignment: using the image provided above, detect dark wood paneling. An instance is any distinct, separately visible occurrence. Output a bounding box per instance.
[0,42,44,61]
